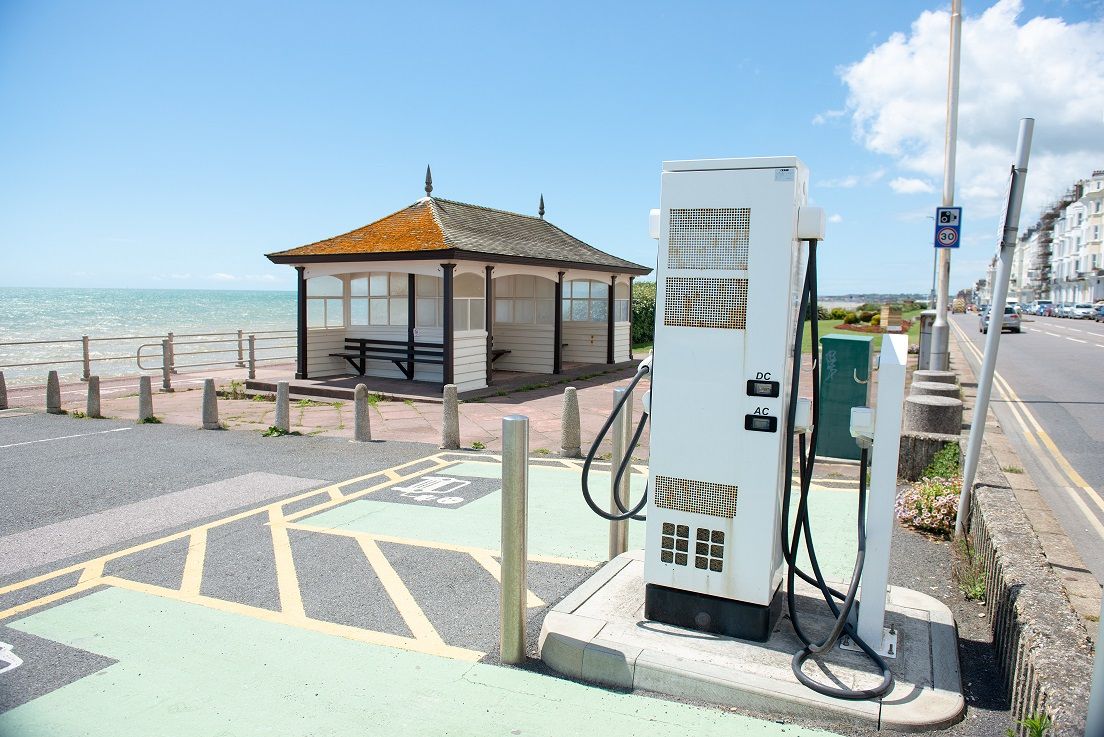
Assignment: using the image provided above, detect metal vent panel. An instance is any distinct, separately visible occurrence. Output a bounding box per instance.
[668,208,750,270]
[655,475,738,518]
[663,277,748,330]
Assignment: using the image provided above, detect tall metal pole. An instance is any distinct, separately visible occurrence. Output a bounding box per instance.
[956,119,1034,537]
[500,414,529,664]
[930,0,962,372]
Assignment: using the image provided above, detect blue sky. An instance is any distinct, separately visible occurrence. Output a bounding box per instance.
[2,0,1101,295]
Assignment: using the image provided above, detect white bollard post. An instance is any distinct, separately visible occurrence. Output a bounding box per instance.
[46,370,62,414]
[138,376,154,421]
[353,384,372,442]
[161,339,174,392]
[275,381,290,432]
[201,379,219,429]
[86,376,101,418]
[247,335,256,380]
[608,387,632,560]
[0,370,7,410]
[500,414,529,665]
[560,386,581,458]
[441,384,460,450]
[856,334,908,649]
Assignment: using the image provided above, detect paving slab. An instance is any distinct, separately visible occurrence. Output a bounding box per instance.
[540,550,964,732]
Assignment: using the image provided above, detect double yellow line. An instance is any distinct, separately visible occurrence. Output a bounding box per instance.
[951,320,1104,540]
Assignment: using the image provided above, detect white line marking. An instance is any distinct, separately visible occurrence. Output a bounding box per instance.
[1067,337,1088,344]
[1046,332,1062,337]
[1029,328,1041,333]
[1067,328,1082,333]
[0,427,132,449]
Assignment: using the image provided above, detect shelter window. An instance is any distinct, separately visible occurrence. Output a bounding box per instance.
[306,276,344,328]
[349,273,408,326]
[415,274,444,327]
[614,283,630,322]
[562,280,609,322]
[453,272,486,332]
[495,275,555,325]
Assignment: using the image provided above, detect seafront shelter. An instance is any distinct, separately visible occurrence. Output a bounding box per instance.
[265,177,651,396]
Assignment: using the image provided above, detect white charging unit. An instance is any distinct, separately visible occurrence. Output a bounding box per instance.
[644,156,820,640]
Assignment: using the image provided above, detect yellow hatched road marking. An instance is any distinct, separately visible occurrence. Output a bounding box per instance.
[469,551,545,608]
[99,575,482,661]
[269,507,305,618]
[355,537,446,645]
[180,529,207,596]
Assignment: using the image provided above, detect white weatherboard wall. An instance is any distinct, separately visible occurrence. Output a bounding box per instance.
[562,322,606,364]
[614,322,630,362]
[492,324,554,373]
[453,331,487,392]
[306,328,347,377]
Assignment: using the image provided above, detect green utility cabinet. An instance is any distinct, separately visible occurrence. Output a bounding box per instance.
[818,334,873,461]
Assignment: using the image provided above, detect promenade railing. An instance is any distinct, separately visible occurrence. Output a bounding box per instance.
[0,329,295,389]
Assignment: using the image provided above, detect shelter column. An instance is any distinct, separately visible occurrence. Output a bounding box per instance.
[485,265,494,384]
[407,274,416,380]
[554,271,564,374]
[295,266,308,380]
[442,263,455,385]
[606,275,616,364]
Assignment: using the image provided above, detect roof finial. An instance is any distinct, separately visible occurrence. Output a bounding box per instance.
[424,165,433,197]
[538,193,545,219]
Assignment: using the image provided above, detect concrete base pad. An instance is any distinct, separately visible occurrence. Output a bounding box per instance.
[539,551,964,732]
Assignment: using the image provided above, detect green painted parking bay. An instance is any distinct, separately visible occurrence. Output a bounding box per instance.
[301,460,648,563]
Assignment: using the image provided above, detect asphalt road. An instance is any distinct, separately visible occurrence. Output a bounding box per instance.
[951,313,1104,583]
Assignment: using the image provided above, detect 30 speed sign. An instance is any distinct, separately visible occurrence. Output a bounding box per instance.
[934,207,962,249]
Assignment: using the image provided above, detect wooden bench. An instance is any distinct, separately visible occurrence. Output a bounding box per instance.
[490,348,512,363]
[330,338,444,379]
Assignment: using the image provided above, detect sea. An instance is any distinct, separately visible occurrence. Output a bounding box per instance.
[0,287,296,386]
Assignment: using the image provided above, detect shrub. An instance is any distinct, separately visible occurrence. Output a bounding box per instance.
[923,442,961,478]
[870,314,881,326]
[830,307,848,320]
[859,310,877,323]
[817,305,832,320]
[843,311,860,325]
[896,477,960,536]
[631,281,656,345]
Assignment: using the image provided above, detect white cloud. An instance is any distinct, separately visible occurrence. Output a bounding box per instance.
[210,272,239,281]
[828,214,844,223]
[839,0,1104,218]
[208,273,281,284]
[889,177,935,194]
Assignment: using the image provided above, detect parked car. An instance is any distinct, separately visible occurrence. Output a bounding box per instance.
[1055,303,1071,317]
[1070,303,1096,319]
[1094,305,1104,322]
[1032,300,1053,315]
[980,305,1021,333]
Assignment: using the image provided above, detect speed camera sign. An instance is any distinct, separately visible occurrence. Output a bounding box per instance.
[934,207,962,248]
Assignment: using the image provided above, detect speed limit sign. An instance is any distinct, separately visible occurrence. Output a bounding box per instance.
[934,207,962,248]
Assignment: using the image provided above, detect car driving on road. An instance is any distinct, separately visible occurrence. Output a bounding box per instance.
[980,305,1022,333]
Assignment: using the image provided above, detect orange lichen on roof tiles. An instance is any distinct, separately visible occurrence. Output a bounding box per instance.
[268,200,448,257]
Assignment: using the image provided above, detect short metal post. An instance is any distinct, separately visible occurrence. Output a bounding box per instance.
[1087,592,1104,736]
[86,375,101,418]
[248,334,256,380]
[167,332,177,374]
[201,378,219,429]
[500,414,529,665]
[353,384,372,442]
[236,329,245,367]
[138,376,154,421]
[275,381,290,432]
[559,386,581,458]
[46,370,62,414]
[609,387,631,560]
[160,339,173,392]
[441,384,460,450]
[81,335,91,381]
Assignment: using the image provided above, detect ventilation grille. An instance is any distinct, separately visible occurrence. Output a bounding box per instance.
[660,523,726,572]
[663,277,748,330]
[655,476,738,518]
[668,208,750,270]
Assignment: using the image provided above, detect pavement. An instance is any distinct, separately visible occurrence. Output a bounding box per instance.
[4,363,654,460]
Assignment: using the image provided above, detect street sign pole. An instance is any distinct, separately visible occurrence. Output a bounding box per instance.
[956,118,1034,538]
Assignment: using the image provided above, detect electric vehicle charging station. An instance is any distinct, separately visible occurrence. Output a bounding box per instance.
[546,156,964,726]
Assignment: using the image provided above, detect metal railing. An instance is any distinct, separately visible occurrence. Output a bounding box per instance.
[0,329,295,388]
